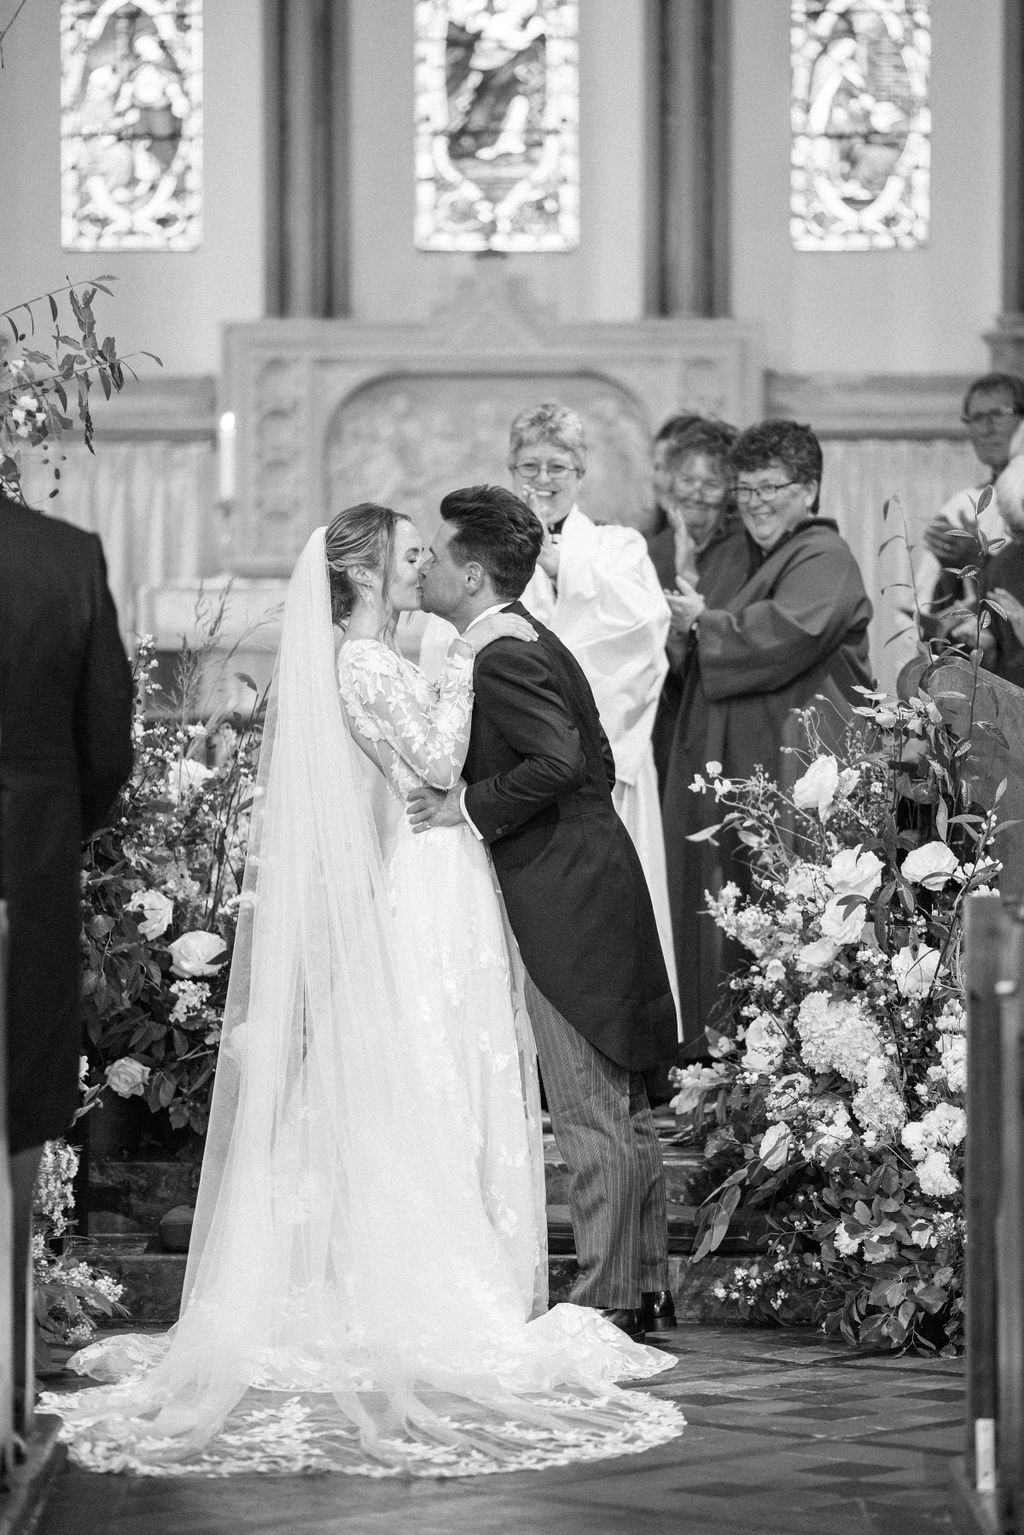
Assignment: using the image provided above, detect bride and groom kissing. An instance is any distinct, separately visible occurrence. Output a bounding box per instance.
[408,484,678,1342]
[45,482,684,1480]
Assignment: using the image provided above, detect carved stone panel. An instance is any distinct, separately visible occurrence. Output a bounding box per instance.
[223,275,761,575]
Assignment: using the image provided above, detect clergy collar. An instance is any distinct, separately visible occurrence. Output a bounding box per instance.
[544,502,580,540]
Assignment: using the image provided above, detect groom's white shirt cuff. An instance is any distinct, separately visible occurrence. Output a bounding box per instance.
[459,786,482,839]
[455,604,508,842]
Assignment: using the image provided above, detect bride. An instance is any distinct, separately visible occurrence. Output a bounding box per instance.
[42,503,683,1478]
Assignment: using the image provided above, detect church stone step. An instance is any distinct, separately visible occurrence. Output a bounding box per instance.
[543,1134,715,1209]
[85,1196,773,1329]
[87,1130,716,1239]
[90,1242,781,1329]
[85,1236,187,1325]
[84,1122,774,1329]
[87,1158,200,1236]
[545,1203,768,1256]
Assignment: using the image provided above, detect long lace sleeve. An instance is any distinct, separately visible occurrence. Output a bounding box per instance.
[337,638,474,790]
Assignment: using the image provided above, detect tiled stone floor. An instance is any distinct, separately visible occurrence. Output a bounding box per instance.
[35,1324,964,1535]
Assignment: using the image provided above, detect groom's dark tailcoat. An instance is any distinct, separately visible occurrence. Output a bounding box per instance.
[460,601,675,1309]
[461,603,676,1070]
[0,497,133,1153]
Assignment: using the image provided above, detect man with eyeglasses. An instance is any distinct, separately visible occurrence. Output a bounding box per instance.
[917,372,1024,637]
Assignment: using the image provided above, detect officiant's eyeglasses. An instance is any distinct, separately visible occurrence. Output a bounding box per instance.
[735,480,799,507]
[513,459,577,481]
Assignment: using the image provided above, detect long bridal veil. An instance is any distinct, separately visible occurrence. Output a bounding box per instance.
[43,528,682,1477]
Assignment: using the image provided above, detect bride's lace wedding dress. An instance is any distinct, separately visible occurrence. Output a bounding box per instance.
[41,531,683,1478]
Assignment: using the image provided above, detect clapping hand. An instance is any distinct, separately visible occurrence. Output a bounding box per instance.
[664,575,705,636]
[665,504,698,586]
[922,519,982,569]
[521,486,561,580]
[407,782,465,834]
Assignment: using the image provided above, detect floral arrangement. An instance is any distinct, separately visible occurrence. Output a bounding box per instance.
[82,617,265,1150]
[682,670,1001,1354]
[1,276,158,502]
[33,1135,126,1361]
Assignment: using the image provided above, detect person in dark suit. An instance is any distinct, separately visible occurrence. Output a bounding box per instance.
[0,494,133,1429]
[410,485,677,1343]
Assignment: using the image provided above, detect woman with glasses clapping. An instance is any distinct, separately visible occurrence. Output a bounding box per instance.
[661,418,873,1057]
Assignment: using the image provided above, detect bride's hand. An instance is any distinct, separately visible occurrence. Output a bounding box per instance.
[459,613,538,655]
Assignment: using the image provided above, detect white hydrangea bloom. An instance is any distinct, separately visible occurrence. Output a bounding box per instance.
[796,992,887,1086]
[852,1058,906,1139]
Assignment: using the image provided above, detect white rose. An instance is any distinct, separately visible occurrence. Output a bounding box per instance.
[129,889,174,940]
[742,1015,785,1074]
[900,841,961,891]
[169,930,227,977]
[819,896,867,946]
[792,756,839,819]
[827,845,883,901]
[796,936,841,971]
[892,944,941,998]
[167,758,214,805]
[758,1121,793,1172]
[105,1058,151,1099]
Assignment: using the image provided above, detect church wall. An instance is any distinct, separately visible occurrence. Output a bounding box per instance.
[347,0,648,323]
[731,0,1004,376]
[0,2,1006,380]
[0,0,1011,693]
[0,0,265,381]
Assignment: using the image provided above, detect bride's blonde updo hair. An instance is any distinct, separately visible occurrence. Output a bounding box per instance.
[324,502,411,625]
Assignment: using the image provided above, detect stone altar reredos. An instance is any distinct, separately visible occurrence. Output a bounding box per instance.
[221,267,762,577]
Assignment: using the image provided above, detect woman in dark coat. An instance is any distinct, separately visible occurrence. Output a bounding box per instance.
[662,420,873,1055]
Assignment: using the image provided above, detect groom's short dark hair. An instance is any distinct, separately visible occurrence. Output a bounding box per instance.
[439,485,544,600]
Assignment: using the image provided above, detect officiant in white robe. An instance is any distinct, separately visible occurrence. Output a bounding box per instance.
[420,402,678,1023]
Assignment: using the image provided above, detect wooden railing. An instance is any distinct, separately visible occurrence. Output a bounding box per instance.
[953,894,1024,1534]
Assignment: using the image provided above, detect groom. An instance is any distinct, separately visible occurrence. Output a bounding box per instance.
[410,484,678,1343]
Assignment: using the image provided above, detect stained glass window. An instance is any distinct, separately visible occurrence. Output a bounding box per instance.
[61,0,202,252]
[414,0,579,253]
[791,1,930,251]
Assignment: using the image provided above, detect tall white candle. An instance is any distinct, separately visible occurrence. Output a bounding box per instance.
[218,411,236,502]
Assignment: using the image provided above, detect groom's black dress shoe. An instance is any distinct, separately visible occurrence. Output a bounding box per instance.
[597,1308,646,1343]
[641,1289,677,1331]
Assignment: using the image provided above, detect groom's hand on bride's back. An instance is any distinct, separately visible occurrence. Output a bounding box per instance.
[407,782,465,832]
